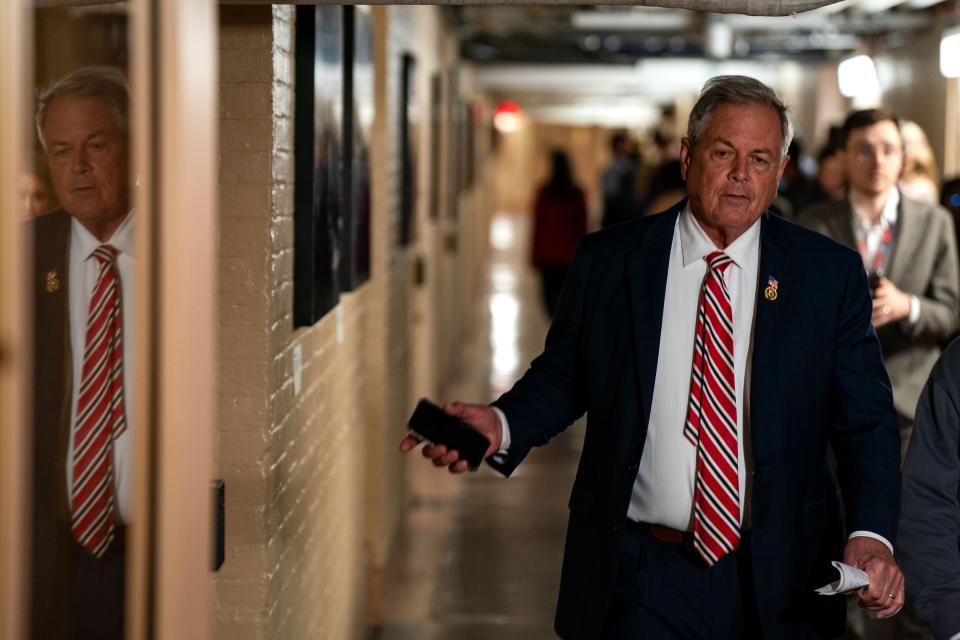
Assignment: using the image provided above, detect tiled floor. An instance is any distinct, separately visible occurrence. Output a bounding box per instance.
[371,213,584,640]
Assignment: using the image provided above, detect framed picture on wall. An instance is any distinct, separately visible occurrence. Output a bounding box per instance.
[340,6,373,290]
[293,5,344,326]
[398,52,418,246]
[428,71,442,221]
[445,66,460,223]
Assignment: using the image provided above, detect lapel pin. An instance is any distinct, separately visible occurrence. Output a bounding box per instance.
[45,269,60,293]
[764,275,779,302]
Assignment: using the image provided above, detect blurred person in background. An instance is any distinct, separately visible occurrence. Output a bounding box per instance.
[20,162,56,218]
[531,149,588,317]
[601,131,638,228]
[640,158,686,216]
[899,120,940,205]
[815,138,847,203]
[798,108,959,464]
[774,138,817,219]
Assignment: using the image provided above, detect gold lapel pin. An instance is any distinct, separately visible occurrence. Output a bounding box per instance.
[764,275,779,302]
[45,269,60,293]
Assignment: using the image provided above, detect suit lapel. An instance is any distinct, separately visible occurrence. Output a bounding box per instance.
[627,206,679,431]
[885,193,919,281]
[750,213,795,466]
[827,200,858,251]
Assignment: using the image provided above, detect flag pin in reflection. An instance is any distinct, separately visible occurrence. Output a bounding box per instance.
[764,275,778,302]
[45,269,60,293]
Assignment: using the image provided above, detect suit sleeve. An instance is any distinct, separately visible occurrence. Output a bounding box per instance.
[898,349,960,640]
[903,207,959,343]
[829,251,902,541]
[488,235,592,476]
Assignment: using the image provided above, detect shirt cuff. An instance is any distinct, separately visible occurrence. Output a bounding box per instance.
[949,633,960,640]
[849,530,894,555]
[908,295,921,324]
[490,406,511,453]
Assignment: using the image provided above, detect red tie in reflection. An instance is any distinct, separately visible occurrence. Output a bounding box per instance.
[70,244,126,558]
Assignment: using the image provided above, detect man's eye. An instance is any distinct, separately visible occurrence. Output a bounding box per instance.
[715,150,730,159]
[751,156,769,166]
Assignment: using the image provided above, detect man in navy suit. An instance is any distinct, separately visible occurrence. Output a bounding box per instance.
[401,76,903,639]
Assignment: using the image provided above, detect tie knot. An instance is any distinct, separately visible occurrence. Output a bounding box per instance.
[706,251,732,275]
[91,244,119,265]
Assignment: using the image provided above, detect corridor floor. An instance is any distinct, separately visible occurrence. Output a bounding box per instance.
[371,213,585,640]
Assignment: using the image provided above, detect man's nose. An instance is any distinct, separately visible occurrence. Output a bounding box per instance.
[70,147,90,174]
[729,156,748,181]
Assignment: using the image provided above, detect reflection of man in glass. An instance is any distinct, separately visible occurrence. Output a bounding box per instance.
[31,66,132,640]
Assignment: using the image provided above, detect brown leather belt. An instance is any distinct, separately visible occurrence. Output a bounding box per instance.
[646,523,694,547]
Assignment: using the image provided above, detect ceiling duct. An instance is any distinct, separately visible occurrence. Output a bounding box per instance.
[618,0,845,15]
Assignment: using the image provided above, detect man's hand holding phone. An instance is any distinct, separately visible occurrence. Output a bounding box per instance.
[399,400,503,473]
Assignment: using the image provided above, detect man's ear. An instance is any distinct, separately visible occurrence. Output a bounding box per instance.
[777,154,791,183]
[679,137,692,180]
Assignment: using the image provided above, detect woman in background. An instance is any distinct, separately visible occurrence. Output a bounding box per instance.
[531,150,587,318]
[900,120,940,204]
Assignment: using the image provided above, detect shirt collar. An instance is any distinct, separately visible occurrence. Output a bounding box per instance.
[678,202,761,270]
[850,188,899,230]
[71,211,136,263]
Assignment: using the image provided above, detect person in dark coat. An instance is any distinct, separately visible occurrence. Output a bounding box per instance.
[530,150,588,317]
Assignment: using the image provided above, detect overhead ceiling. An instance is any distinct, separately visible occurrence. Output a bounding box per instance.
[448,1,957,64]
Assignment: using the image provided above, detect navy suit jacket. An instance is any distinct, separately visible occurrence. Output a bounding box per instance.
[489,204,901,639]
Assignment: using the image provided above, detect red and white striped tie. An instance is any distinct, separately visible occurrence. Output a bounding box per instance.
[684,251,740,566]
[71,244,126,558]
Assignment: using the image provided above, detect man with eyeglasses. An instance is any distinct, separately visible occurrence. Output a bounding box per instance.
[799,108,958,465]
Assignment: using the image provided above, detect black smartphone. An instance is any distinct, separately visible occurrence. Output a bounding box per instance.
[868,269,884,291]
[407,399,490,471]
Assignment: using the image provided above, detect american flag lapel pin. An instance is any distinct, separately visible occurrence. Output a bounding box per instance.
[763,275,779,302]
[45,269,60,293]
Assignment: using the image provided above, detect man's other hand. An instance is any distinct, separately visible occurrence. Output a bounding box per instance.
[843,536,905,619]
[398,402,503,474]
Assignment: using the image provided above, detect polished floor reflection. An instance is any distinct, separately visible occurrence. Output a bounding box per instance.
[372,213,585,639]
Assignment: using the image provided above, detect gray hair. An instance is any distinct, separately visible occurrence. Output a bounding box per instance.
[35,66,130,150]
[687,75,794,159]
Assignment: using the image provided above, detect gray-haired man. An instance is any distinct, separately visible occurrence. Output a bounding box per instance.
[403,75,903,639]
[31,66,133,640]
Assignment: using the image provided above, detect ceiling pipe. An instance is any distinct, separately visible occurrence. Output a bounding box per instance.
[619,0,846,15]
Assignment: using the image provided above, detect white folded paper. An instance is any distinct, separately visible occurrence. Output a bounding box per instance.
[815,561,870,595]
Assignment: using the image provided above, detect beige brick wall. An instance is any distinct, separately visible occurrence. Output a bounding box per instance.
[217,6,366,639]
[215,5,490,639]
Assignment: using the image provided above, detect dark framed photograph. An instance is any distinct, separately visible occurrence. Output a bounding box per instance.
[398,52,418,246]
[445,67,460,223]
[340,6,373,290]
[293,5,344,326]
[428,71,442,221]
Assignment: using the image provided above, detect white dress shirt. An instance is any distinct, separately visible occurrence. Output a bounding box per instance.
[627,206,759,529]
[499,205,891,551]
[67,213,136,525]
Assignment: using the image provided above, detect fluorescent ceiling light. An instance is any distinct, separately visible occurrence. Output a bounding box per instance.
[838,54,880,97]
[855,0,908,10]
[570,9,693,31]
[941,27,960,78]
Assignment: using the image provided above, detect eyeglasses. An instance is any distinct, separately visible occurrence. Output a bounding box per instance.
[852,144,903,162]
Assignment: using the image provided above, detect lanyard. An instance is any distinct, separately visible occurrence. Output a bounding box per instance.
[858,218,895,273]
